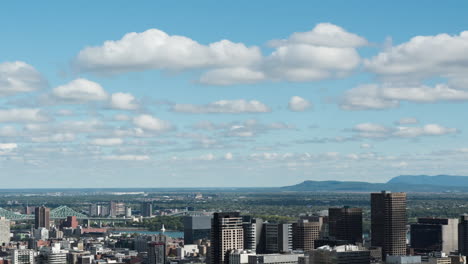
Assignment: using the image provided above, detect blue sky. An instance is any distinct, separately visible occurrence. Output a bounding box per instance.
[1,1,468,188]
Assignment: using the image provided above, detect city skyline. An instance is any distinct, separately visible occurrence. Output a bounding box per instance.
[1,1,468,187]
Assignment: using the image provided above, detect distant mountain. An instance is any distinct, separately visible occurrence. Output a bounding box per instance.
[387,175,468,187]
[282,175,468,193]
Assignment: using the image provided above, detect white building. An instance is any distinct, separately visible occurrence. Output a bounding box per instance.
[229,249,256,264]
[0,217,10,244]
[11,249,35,264]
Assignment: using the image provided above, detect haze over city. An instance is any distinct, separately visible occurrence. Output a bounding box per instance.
[1,1,468,188]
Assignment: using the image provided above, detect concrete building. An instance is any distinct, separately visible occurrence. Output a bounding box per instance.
[459,215,468,256]
[142,202,153,217]
[148,242,166,264]
[242,216,263,252]
[248,253,303,264]
[386,255,421,264]
[371,191,407,260]
[263,223,292,253]
[328,207,363,244]
[210,212,244,264]
[11,249,35,264]
[184,215,212,244]
[34,206,50,229]
[228,250,256,264]
[88,204,101,217]
[0,217,10,245]
[39,243,67,264]
[410,218,458,254]
[125,206,132,217]
[308,245,370,264]
[63,216,78,229]
[293,219,321,252]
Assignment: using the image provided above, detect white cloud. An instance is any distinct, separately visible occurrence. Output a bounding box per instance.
[75,24,365,85]
[133,114,173,132]
[394,124,457,138]
[113,114,130,121]
[396,117,419,125]
[288,96,312,111]
[172,99,271,114]
[75,28,261,73]
[198,153,215,161]
[52,78,108,102]
[0,108,49,123]
[31,133,76,143]
[0,143,17,151]
[110,92,138,110]
[90,138,123,146]
[341,83,468,110]
[0,61,47,96]
[353,123,389,133]
[225,152,234,160]
[199,67,265,86]
[103,155,150,161]
[365,31,468,81]
[269,23,368,48]
[360,143,373,149]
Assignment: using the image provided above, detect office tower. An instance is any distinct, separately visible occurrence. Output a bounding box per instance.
[184,215,212,244]
[109,201,125,217]
[89,204,102,217]
[292,219,321,252]
[142,202,153,217]
[148,242,166,264]
[11,249,35,264]
[247,253,304,264]
[458,214,468,256]
[125,206,132,217]
[328,207,363,244]
[63,216,78,228]
[39,243,67,264]
[371,191,407,260]
[263,223,292,253]
[308,245,371,264]
[210,212,244,264]
[242,216,263,252]
[34,206,50,229]
[24,206,35,215]
[0,217,10,245]
[410,218,458,254]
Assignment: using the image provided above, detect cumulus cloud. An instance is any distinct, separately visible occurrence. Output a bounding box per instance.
[75,24,365,85]
[75,28,261,73]
[0,143,18,151]
[103,155,150,161]
[171,99,271,114]
[31,133,76,143]
[365,31,468,81]
[0,61,47,96]
[133,114,173,132]
[90,138,123,146]
[341,83,468,110]
[52,78,108,102]
[396,117,419,125]
[110,92,138,110]
[352,122,457,139]
[0,108,49,123]
[225,152,234,160]
[288,96,312,111]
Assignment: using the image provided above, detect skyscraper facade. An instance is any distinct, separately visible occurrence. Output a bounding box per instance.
[328,207,363,244]
[371,191,407,260]
[148,242,166,264]
[142,202,153,217]
[183,215,212,244]
[292,219,321,252]
[459,215,468,256]
[263,223,293,253]
[35,206,50,229]
[242,216,263,252]
[0,217,10,245]
[410,217,458,254]
[210,212,244,264]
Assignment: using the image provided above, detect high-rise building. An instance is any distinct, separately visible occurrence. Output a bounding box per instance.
[328,207,363,244]
[410,218,458,254]
[184,215,212,244]
[292,219,321,252]
[11,249,35,264]
[34,206,50,229]
[0,217,10,245]
[458,214,468,256]
[148,242,166,264]
[109,201,125,217]
[63,216,78,229]
[242,216,263,252]
[263,223,292,253]
[371,191,407,260]
[89,204,102,217]
[308,245,371,264]
[142,202,153,217]
[125,206,132,217]
[247,253,304,264]
[210,212,244,264]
